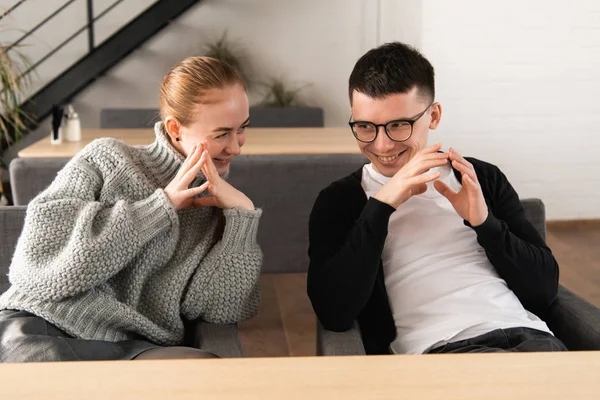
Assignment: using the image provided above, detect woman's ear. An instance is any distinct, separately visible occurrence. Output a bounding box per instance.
[164,116,181,141]
[429,102,443,130]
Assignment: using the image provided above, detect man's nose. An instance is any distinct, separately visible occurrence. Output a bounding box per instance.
[372,126,395,152]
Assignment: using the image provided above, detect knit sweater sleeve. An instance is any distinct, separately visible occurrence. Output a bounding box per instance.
[181,208,263,324]
[9,156,178,301]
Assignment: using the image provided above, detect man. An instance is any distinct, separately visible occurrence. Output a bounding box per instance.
[307,42,566,354]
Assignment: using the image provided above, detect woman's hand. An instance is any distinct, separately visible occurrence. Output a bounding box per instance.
[164,142,211,211]
[194,145,255,211]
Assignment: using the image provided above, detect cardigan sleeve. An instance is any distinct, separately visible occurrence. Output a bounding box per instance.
[307,182,395,331]
[468,160,559,312]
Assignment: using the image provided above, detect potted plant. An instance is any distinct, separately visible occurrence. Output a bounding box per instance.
[1,35,34,204]
[203,31,251,88]
[202,31,323,128]
[250,77,323,128]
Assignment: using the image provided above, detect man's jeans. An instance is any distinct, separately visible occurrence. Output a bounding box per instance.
[427,327,568,353]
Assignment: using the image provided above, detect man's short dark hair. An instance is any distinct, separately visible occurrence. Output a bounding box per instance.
[349,42,435,105]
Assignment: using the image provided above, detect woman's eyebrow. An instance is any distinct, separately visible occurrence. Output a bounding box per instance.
[212,117,251,133]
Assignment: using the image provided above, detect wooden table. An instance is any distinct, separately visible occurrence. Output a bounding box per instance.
[0,353,598,399]
[17,127,361,158]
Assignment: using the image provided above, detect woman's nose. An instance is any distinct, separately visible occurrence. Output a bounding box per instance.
[226,136,241,155]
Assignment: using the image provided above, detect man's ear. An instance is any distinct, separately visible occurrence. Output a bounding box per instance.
[429,102,443,130]
[164,116,181,140]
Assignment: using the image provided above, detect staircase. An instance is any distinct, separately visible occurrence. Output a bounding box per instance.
[2,0,202,134]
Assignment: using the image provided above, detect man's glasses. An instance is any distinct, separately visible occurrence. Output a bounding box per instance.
[349,102,433,143]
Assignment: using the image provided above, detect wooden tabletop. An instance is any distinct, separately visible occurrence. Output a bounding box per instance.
[17,127,361,158]
[0,352,598,399]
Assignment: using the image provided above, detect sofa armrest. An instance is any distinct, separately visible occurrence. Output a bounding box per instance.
[185,320,243,358]
[316,320,366,356]
[545,285,600,350]
[0,206,27,294]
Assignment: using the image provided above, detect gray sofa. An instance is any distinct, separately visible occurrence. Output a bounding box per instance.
[8,155,600,355]
[317,199,600,355]
[5,153,367,358]
[10,154,368,273]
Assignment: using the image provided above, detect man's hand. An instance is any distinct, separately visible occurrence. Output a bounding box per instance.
[434,147,488,226]
[373,143,448,209]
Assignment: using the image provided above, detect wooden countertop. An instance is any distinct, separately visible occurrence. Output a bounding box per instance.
[0,352,598,399]
[17,127,361,158]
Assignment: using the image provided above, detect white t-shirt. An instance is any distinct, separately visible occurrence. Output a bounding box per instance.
[361,161,551,354]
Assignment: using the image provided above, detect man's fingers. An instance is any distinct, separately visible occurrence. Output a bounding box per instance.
[450,155,473,171]
[452,160,477,182]
[424,143,443,153]
[449,148,474,169]
[410,158,449,176]
[411,183,427,196]
[421,151,449,162]
[463,173,481,193]
[434,180,458,202]
[410,171,440,186]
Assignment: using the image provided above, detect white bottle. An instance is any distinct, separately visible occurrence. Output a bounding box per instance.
[63,104,81,142]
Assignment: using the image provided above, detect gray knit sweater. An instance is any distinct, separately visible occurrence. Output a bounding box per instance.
[0,122,263,345]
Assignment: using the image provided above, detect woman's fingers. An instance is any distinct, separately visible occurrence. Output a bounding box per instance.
[180,181,210,199]
[205,151,220,177]
[176,141,207,180]
[201,152,220,182]
[181,150,208,185]
[193,196,218,208]
[175,144,199,180]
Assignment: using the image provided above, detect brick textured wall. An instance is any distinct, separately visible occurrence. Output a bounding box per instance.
[419,0,600,220]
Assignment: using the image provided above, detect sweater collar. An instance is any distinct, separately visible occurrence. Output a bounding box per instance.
[145,121,206,186]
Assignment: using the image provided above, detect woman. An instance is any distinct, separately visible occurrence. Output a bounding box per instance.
[0,57,262,362]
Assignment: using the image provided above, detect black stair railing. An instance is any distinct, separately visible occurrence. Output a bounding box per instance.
[4,0,127,83]
[1,0,201,134]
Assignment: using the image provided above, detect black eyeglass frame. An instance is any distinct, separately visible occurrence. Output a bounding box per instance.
[348,102,434,143]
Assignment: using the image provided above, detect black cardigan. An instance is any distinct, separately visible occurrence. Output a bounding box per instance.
[307,158,559,354]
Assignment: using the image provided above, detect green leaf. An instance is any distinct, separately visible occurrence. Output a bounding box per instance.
[0,33,36,151]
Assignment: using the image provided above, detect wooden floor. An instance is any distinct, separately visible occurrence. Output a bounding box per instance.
[238,221,600,357]
[546,221,600,308]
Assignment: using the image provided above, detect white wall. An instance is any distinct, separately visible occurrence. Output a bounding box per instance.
[3,0,600,219]
[413,0,600,220]
[69,0,367,128]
